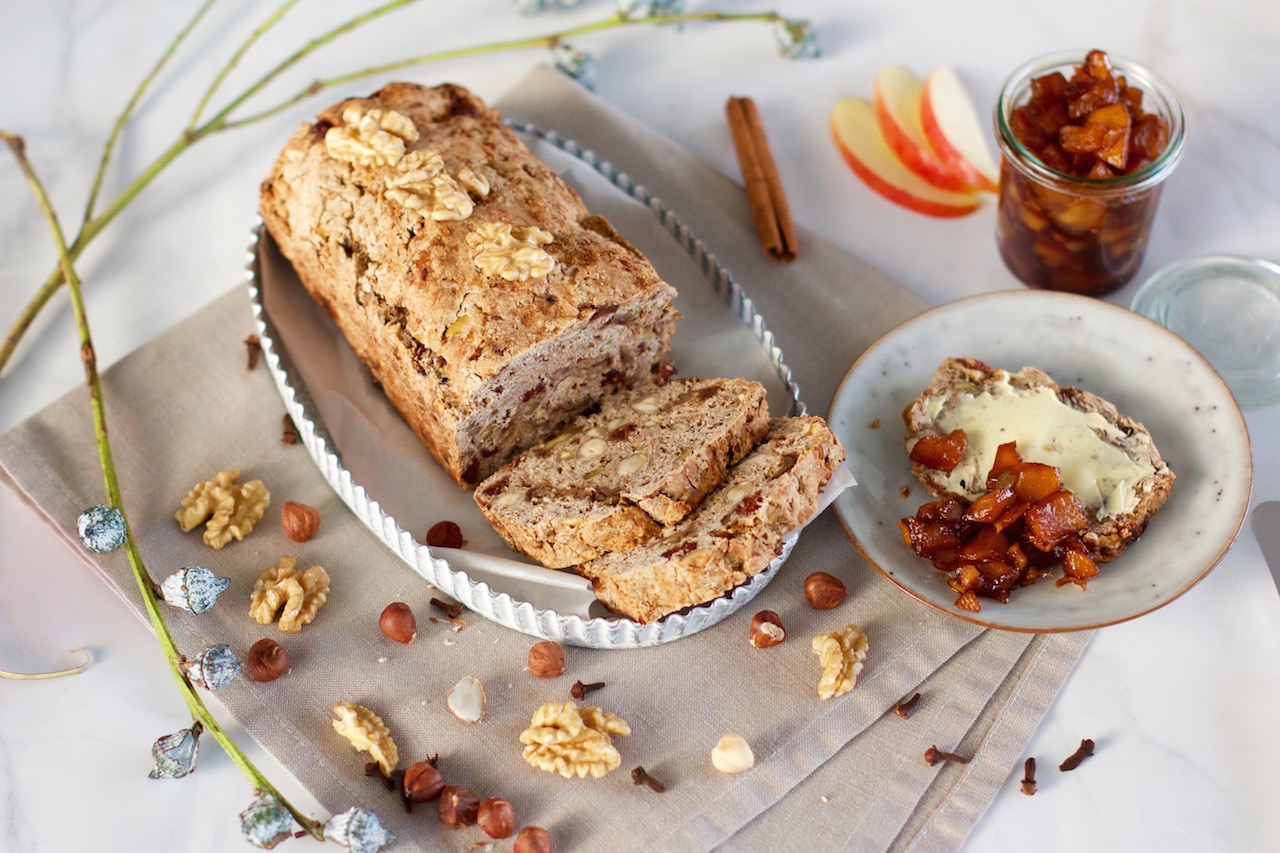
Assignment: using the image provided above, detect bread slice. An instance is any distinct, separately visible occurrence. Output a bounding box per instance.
[578,416,845,623]
[259,82,679,486]
[902,357,1174,561]
[474,378,770,568]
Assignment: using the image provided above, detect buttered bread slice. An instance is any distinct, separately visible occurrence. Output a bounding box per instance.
[474,378,769,568]
[903,357,1174,561]
[579,416,844,624]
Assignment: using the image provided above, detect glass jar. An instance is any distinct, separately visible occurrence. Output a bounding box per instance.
[994,51,1185,296]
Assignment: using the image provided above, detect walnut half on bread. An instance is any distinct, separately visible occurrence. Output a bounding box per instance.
[259,82,679,486]
[902,357,1174,562]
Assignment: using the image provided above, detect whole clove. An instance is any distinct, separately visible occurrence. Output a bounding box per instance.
[924,745,969,766]
[1020,757,1036,795]
[631,766,666,793]
[1059,738,1095,772]
[570,680,605,700]
[245,334,261,370]
[282,414,300,445]
[431,597,462,619]
[894,692,922,718]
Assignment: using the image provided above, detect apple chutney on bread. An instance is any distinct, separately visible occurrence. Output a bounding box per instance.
[259,82,679,486]
[899,358,1173,609]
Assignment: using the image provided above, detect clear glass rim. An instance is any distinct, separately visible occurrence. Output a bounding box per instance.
[1131,254,1280,314]
[994,50,1186,195]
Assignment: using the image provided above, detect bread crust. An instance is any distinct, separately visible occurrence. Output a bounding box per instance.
[903,358,1174,561]
[259,82,679,486]
[579,416,845,623]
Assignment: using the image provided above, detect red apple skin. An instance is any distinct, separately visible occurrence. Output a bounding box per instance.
[920,68,999,193]
[830,99,982,219]
[874,67,975,192]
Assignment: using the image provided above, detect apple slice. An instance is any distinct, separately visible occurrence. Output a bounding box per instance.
[921,66,1000,193]
[874,66,974,192]
[830,98,982,218]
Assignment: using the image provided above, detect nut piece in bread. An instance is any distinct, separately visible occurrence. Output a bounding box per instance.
[259,82,679,487]
[902,358,1173,561]
[579,416,845,623]
[475,378,770,568]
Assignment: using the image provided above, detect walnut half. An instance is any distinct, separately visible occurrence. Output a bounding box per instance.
[175,467,269,549]
[332,701,399,776]
[324,104,419,168]
[250,556,330,633]
[466,222,556,282]
[384,149,478,222]
[812,624,869,700]
[519,701,630,779]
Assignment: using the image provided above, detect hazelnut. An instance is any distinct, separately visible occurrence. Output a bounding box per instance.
[804,571,847,610]
[426,520,464,548]
[514,826,553,853]
[477,797,515,839]
[245,638,288,682]
[437,786,479,829]
[749,610,786,648]
[447,676,487,723]
[527,641,566,679]
[281,501,320,542]
[379,602,417,644]
[402,760,445,803]
[711,732,755,773]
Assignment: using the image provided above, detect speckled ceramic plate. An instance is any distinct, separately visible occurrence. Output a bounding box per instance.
[247,123,832,647]
[829,291,1252,632]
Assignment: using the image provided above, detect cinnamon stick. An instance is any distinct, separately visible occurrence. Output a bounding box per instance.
[726,96,798,262]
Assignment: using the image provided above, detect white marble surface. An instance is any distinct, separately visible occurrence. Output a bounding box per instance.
[2,1,1278,851]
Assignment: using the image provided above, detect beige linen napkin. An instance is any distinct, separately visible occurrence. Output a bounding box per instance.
[0,67,1087,852]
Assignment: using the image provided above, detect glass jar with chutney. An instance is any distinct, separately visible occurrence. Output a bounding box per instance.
[994,50,1185,296]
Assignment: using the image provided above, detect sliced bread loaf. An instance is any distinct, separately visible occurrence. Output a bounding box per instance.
[474,377,770,568]
[902,357,1174,561]
[259,82,679,486]
[578,416,844,623]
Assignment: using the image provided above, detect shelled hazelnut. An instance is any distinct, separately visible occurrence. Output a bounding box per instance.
[379,602,417,644]
[281,501,320,542]
[711,732,755,773]
[514,826,553,853]
[447,676,487,723]
[402,761,445,803]
[437,786,480,828]
[803,572,847,610]
[426,520,464,548]
[528,641,566,678]
[749,611,786,647]
[477,797,515,839]
[246,638,289,682]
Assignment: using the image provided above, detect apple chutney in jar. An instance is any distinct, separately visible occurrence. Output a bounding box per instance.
[994,50,1185,296]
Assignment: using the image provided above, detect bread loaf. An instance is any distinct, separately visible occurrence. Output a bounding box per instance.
[579,416,844,623]
[259,82,679,486]
[902,357,1174,561]
[475,378,770,568]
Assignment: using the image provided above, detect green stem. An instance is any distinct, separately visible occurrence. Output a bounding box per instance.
[0,131,325,841]
[0,5,790,379]
[224,10,781,128]
[0,131,194,375]
[0,0,420,379]
[187,0,299,132]
[84,0,219,226]
[200,0,418,132]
